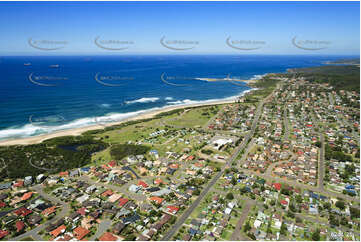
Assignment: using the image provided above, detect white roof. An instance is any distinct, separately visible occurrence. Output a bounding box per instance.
[254,220,262,228]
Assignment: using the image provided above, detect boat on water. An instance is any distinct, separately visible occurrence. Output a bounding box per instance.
[49,64,60,68]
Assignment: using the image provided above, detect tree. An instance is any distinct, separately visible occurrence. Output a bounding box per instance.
[248,233,256,240]
[335,201,345,210]
[240,186,248,195]
[289,203,297,213]
[193,189,200,196]
[295,195,303,203]
[350,207,360,219]
[243,221,251,232]
[329,215,339,227]
[226,192,234,200]
[323,202,331,210]
[287,211,295,218]
[231,176,237,186]
[311,229,320,241]
[280,222,287,235]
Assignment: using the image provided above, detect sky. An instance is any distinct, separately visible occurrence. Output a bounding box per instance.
[0,1,359,55]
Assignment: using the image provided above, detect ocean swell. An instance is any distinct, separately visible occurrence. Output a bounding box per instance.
[0,89,254,141]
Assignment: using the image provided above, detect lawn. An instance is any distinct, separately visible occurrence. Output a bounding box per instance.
[91,147,112,164]
[20,237,34,241]
[221,229,232,240]
[166,106,219,128]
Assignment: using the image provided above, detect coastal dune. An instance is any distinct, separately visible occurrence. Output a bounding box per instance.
[0,98,241,146]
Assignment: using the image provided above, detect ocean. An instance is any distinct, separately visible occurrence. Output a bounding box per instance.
[0,55,355,140]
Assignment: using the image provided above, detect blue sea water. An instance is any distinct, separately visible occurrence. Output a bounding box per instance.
[0,55,355,140]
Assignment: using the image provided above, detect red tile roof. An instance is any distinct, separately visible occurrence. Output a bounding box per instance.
[0,230,9,239]
[14,207,32,217]
[15,221,25,232]
[169,164,179,169]
[149,196,164,204]
[138,180,148,188]
[186,155,195,161]
[101,164,111,170]
[102,190,114,197]
[59,171,69,176]
[77,207,87,216]
[118,198,129,207]
[13,181,24,188]
[99,232,117,241]
[73,226,90,240]
[166,205,179,214]
[154,178,164,185]
[280,200,288,205]
[0,202,6,208]
[42,206,57,216]
[50,225,66,238]
[21,192,33,201]
[273,183,282,191]
[108,160,117,167]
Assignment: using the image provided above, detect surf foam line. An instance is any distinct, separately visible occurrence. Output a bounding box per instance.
[0,88,255,141]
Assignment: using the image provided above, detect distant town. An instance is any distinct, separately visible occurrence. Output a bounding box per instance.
[0,65,359,241]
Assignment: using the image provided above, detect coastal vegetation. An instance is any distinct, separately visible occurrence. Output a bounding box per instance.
[0,74,280,181]
[288,64,360,92]
[0,136,107,181]
[110,144,150,160]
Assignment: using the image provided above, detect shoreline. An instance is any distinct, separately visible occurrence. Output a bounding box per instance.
[0,94,249,146]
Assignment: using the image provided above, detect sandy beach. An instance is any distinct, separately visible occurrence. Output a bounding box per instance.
[0,97,243,146]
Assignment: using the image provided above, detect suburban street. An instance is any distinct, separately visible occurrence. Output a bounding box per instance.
[161,84,281,240]
[90,219,112,241]
[10,185,70,241]
[318,134,325,191]
[229,200,253,241]
[240,169,359,203]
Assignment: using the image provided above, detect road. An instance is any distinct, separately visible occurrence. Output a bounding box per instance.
[78,176,147,202]
[329,93,359,145]
[318,134,325,191]
[11,185,70,241]
[90,219,111,240]
[239,169,359,202]
[213,189,358,237]
[230,200,253,241]
[237,138,255,168]
[264,151,295,177]
[161,84,281,241]
[283,107,290,142]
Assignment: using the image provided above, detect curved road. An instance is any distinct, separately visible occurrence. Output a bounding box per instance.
[11,185,70,241]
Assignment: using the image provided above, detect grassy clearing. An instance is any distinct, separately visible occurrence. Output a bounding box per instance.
[91,147,112,164]
[166,106,220,128]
